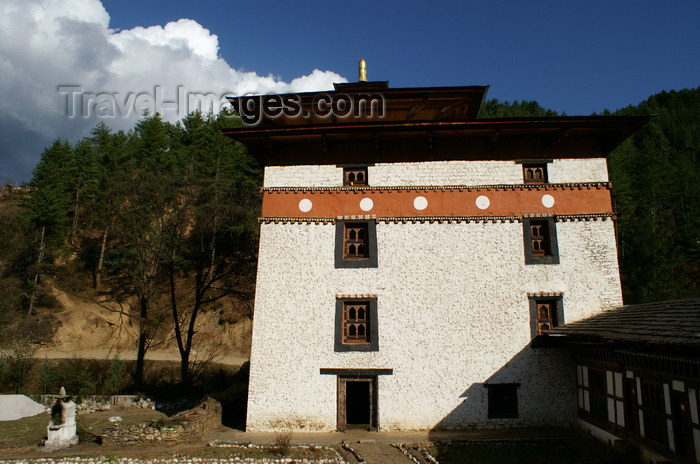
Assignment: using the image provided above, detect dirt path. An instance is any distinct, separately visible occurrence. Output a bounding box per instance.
[33,347,248,367]
[348,442,414,464]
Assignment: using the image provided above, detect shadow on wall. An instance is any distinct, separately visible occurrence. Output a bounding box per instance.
[212,361,250,430]
[430,341,577,432]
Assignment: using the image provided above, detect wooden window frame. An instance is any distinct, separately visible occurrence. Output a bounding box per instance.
[486,383,520,419]
[523,217,559,265]
[586,367,610,424]
[343,166,368,186]
[640,378,669,447]
[335,220,378,268]
[343,223,369,260]
[335,297,378,352]
[522,163,549,183]
[528,296,564,337]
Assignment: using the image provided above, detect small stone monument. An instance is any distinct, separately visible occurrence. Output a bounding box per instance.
[44,387,78,449]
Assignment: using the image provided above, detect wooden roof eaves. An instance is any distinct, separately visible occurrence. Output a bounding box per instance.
[224,115,649,136]
[223,115,650,144]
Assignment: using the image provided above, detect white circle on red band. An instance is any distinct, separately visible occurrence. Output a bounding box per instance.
[298,199,312,212]
[413,196,428,210]
[360,198,374,211]
[542,194,555,208]
[475,195,490,210]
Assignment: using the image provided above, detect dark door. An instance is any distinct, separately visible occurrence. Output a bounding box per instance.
[623,377,639,435]
[337,377,377,431]
[670,389,694,460]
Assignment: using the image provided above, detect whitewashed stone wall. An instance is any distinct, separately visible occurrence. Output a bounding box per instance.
[263,159,609,187]
[246,217,623,431]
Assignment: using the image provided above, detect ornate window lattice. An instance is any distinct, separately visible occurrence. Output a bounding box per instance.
[343,301,369,344]
[523,217,559,265]
[344,167,368,186]
[523,164,548,183]
[335,298,378,351]
[535,300,557,334]
[344,223,369,259]
[530,220,551,257]
[335,221,377,269]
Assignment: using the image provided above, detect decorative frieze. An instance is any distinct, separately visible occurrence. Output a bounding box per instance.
[261,183,613,219]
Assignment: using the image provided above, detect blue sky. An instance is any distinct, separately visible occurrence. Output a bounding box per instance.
[102,0,700,114]
[1,0,699,183]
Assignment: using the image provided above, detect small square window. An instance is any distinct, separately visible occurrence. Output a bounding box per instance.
[528,296,564,337]
[486,383,519,419]
[344,167,368,186]
[335,298,378,352]
[523,217,559,265]
[335,220,378,268]
[523,163,548,183]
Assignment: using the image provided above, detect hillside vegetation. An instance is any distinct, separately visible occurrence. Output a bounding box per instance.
[0,110,261,390]
[1,88,698,392]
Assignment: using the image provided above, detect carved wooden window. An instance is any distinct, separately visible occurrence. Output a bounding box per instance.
[335,220,377,268]
[528,295,563,338]
[344,223,369,259]
[523,218,559,265]
[344,167,368,186]
[343,301,369,344]
[530,220,550,257]
[335,298,378,352]
[535,300,557,334]
[523,163,548,183]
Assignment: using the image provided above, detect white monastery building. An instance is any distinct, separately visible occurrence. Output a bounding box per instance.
[224,65,648,432]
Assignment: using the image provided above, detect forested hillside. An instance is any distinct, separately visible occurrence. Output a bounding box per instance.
[0,110,261,388]
[608,89,700,303]
[1,88,698,390]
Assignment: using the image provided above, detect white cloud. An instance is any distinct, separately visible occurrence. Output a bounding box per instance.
[0,0,347,183]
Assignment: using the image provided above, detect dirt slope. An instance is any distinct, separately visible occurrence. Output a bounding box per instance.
[34,287,251,366]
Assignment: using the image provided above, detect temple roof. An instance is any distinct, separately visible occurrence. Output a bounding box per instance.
[223,82,648,166]
[549,298,700,348]
[227,83,489,127]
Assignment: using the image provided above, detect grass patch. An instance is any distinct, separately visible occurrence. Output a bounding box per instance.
[0,412,49,451]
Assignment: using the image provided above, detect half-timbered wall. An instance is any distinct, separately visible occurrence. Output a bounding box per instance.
[576,351,700,463]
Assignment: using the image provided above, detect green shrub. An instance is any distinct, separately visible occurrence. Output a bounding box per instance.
[105,356,125,395]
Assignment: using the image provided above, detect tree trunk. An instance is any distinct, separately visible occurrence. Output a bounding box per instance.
[180,348,191,387]
[71,186,81,245]
[95,224,109,290]
[134,295,148,388]
[169,270,193,387]
[27,226,46,318]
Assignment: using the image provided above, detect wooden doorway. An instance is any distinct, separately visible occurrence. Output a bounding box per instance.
[338,376,377,431]
[670,389,695,460]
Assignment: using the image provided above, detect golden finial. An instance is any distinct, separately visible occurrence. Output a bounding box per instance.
[358,59,367,82]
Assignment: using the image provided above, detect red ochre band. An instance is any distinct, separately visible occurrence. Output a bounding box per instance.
[261,183,613,219]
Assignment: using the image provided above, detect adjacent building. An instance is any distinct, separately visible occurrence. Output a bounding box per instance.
[549,298,700,463]
[224,72,647,432]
